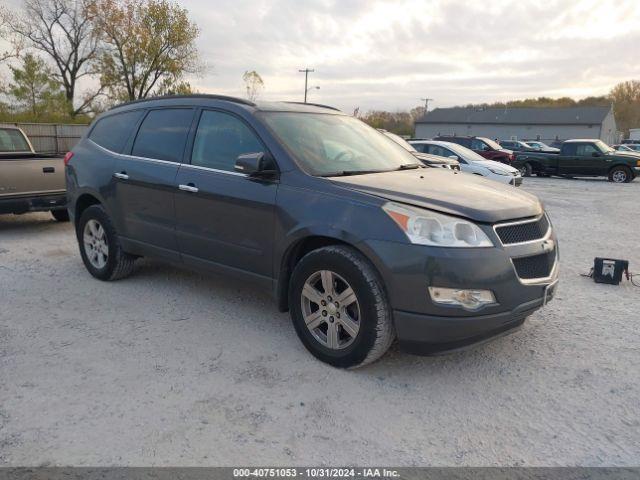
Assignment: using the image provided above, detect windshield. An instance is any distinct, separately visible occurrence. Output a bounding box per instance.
[478,137,503,150]
[444,142,488,163]
[262,113,420,176]
[594,140,615,153]
[381,131,417,152]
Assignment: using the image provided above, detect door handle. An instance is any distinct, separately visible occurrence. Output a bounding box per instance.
[43,167,55,173]
[178,183,199,193]
[113,172,129,180]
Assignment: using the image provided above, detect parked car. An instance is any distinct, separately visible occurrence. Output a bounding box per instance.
[522,141,560,153]
[499,140,532,151]
[613,143,640,153]
[0,126,68,221]
[513,139,640,182]
[378,129,460,170]
[66,95,558,368]
[410,140,522,186]
[434,135,514,164]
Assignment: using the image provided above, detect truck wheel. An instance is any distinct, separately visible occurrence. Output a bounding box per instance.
[608,166,632,183]
[51,209,70,222]
[289,245,395,368]
[518,163,532,177]
[77,204,136,281]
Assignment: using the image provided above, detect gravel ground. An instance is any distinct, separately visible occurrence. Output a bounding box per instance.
[1,176,639,467]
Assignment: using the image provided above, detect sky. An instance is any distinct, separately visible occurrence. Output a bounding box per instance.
[3,0,640,113]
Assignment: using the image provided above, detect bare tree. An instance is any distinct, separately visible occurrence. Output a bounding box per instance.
[242,70,264,101]
[10,0,101,115]
[0,6,22,64]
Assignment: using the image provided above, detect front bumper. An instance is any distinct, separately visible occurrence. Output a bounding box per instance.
[357,219,558,355]
[511,176,523,186]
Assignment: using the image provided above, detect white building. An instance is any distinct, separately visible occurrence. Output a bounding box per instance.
[415,106,618,145]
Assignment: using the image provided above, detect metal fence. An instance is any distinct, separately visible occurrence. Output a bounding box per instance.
[0,122,89,154]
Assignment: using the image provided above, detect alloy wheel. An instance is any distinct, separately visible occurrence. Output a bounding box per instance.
[300,270,361,350]
[612,170,627,183]
[83,219,109,269]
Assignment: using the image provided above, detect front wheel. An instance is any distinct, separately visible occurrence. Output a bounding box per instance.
[518,163,532,177]
[77,204,137,281]
[608,166,633,183]
[289,245,395,368]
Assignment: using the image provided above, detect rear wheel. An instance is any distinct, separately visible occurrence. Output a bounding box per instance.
[77,204,136,280]
[289,245,395,368]
[51,209,69,222]
[609,166,632,183]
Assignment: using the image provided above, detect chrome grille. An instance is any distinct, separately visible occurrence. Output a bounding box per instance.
[495,215,549,245]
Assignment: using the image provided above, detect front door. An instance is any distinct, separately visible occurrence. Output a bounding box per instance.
[557,142,604,176]
[174,109,277,279]
[112,107,195,257]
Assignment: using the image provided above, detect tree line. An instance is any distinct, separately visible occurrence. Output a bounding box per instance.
[358,82,640,138]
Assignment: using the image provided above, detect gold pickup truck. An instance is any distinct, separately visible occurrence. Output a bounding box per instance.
[0,126,68,221]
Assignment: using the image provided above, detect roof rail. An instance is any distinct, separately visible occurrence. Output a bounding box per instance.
[109,94,256,111]
[283,101,342,112]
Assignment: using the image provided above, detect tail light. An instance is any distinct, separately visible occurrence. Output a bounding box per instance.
[63,151,74,166]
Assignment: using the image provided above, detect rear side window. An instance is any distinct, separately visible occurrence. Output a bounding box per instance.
[132,108,194,162]
[89,110,143,153]
[561,143,576,155]
[0,128,30,153]
[191,110,264,172]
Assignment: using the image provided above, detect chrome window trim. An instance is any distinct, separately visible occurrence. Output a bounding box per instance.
[493,213,551,247]
[89,138,249,177]
[180,163,247,177]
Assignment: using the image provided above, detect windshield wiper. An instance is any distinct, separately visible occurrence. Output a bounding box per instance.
[320,169,391,177]
[396,163,423,170]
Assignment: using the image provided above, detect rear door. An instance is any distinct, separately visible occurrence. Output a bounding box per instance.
[174,109,277,279]
[0,128,64,198]
[112,108,195,258]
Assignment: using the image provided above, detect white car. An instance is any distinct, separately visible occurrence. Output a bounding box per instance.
[409,140,523,186]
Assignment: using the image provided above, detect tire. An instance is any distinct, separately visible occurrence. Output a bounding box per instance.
[288,245,395,368]
[608,166,632,183]
[76,204,136,281]
[51,209,70,222]
[518,163,532,177]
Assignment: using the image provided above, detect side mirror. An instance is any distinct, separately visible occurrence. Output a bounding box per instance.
[234,152,277,177]
[592,152,601,157]
[448,155,459,161]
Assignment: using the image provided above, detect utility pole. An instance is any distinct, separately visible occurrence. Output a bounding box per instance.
[421,98,434,111]
[299,68,315,103]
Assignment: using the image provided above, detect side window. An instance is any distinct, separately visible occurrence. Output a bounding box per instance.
[191,110,264,172]
[471,138,487,150]
[89,110,144,153]
[131,108,194,162]
[575,143,598,156]
[562,143,577,156]
[0,128,30,153]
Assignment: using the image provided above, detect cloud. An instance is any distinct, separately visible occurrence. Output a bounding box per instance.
[183,0,640,111]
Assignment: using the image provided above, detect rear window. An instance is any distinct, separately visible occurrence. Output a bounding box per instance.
[131,108,194,162]
[89,110,144,153]
[0,128,30,153]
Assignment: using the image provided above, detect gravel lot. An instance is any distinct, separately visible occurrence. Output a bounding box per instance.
[1,176,639,467]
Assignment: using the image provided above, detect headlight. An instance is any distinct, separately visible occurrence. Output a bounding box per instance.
[383,202,493,247]
[488,168,509,175]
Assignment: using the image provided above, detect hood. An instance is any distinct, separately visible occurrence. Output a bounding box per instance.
[412,151,459,166]
[474,159,519,174]
[330,168,542,223]
[498,148,513,155]
[611,150,640,159]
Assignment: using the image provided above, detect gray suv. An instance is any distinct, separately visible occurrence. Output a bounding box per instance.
[65,95,559,368]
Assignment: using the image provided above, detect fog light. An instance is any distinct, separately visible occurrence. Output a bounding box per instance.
[428,287,496,311]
